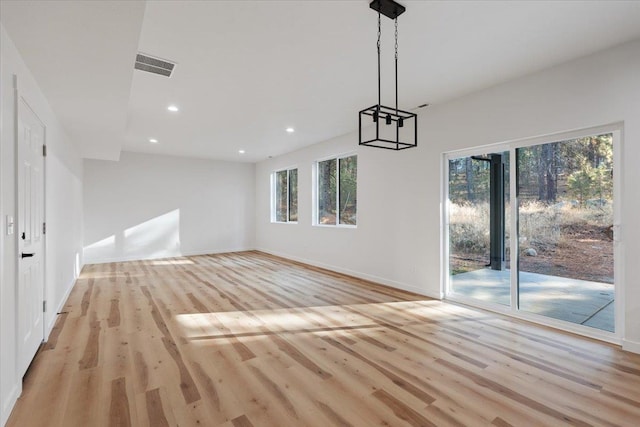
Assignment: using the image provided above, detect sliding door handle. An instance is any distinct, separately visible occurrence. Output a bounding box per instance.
[21,252,34,258]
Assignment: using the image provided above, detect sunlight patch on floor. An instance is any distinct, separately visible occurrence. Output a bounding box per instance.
[148,259,194,266]
[174,300,431,341]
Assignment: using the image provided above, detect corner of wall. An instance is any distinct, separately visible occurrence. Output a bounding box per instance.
[622,339,640,355]
[256,247,442,300]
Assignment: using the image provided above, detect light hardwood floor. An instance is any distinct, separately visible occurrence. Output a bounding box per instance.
[7,251,640,426]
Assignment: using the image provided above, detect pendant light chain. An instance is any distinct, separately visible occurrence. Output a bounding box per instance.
[395,17,398,60]
[377,11,382,112]
[377,12,381,53]
[395,17,398,114]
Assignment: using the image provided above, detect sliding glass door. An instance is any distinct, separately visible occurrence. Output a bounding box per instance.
[516,135,614,332]
[448,152,510,306]
[445,129,618,336]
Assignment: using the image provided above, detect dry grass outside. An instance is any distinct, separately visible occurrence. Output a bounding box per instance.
[449,201,614,282]
[518,201,612,252]
[450,201,611,253]
[448,202,492,254]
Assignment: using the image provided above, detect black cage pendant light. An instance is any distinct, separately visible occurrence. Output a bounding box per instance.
[359,0,417,150]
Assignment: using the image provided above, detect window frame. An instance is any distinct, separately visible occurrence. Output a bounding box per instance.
[441,123,623,345]
[313,152,358,228]
[271,166,298,224]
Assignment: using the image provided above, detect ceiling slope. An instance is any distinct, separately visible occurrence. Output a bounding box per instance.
[1,0,146,160]
[125,0,640,162]
[2,1,640,162]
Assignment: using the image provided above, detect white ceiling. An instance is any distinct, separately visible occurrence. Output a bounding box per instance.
[2,1,640,162]
[1,0,146,160]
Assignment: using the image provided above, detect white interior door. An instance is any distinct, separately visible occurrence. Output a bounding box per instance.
[17,98,45,377]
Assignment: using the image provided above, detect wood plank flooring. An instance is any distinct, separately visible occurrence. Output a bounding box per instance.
[7,251,640,426]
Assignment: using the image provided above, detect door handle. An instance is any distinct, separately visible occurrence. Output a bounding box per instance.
[21,253,34,258]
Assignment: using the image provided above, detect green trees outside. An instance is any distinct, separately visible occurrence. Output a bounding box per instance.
[275,168,297,222]
[318,156,357,225]
[288,169,298,221]
[449,133,613,206]
[448,133,614,281]
[275,170,288,222]
[518,134,613,205]
[318,158,337,224]
[339,156,357,225]
[449,157,491,204]
[566,139,613,206]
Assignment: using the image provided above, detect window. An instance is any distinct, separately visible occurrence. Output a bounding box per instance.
[272,168,298,222]
[444,126,620,338]
[316,154,357,226]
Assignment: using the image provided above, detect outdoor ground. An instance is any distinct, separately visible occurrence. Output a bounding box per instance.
[451,223,613,283]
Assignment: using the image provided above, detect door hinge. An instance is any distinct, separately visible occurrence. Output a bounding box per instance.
[43,222,46,235]
[43,145,47,157]
[43,301,47,313]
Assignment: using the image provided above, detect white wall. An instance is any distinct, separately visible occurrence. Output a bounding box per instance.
[83,151,255,264]
[256,40,640,352]
[0,25,84,426]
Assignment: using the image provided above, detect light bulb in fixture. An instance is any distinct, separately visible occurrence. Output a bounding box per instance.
[167,105,179,112]
[149,138,158,143]
[286,127,295,133]
[238,149,245,154]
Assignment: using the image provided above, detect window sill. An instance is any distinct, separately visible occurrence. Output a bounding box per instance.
[312,224,357,229]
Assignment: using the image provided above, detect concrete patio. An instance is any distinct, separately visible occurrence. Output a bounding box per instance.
[449,268,614,332]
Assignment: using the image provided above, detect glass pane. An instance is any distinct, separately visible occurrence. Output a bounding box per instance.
[448,152,510,306]
[318,159,337,225]
[288,169,298,222]
[275,170,287,222]
[517,134,614,332]
[339,156,357,225]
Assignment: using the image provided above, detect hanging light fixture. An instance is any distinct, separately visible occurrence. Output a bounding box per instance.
[359,0,417,150]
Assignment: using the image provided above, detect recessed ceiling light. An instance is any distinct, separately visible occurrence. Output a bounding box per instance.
[238,149,245,154]
[286,127,295,133]
[149,138,158,143]
[167,105,179,112]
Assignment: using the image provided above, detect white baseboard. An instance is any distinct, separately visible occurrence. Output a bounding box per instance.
[622,339,640,354]
[1,381,21,427]
[83,247,254,265]
[83,246,442,300]
[44,274,77,341]
[256,247,441,300]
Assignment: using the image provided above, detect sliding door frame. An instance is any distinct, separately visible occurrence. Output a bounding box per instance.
[442,123,624,345]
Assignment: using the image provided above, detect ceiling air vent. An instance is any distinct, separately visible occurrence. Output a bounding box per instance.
[134,53,176,77]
